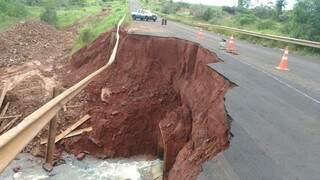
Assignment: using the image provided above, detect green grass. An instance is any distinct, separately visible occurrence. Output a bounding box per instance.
[0,5,42,32]
[0,4,102,31]
[56,5,103,28]
[73,1,129,51]
[0,0,129,50]
[73,0,129,51]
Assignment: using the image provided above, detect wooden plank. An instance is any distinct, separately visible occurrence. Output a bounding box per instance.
[64,127,92,138]
[40,127,93,144]
[0,115,22,119]
[63,104,82,112]
[66,105,82,108]
[40,115,90,145]
[0,84,8,110]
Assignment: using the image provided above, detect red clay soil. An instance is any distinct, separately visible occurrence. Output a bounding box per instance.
[62,29,232,180]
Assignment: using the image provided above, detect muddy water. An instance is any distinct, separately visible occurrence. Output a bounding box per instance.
[1,153,162,180]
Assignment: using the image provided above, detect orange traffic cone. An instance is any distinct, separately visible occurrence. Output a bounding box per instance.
[276,47,289,71]
[197,29,204,40]
[226,36,237,54]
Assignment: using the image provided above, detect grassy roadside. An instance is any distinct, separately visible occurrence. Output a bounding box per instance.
[0,1,103,32]
[56,5,103,28]
[74,0,130,51]
[140,0,319,55]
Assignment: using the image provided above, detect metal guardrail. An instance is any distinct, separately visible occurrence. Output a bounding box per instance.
[195,22,320,49]
[0,16,126,173]
[140,0,320,48]
[154,7,320,49]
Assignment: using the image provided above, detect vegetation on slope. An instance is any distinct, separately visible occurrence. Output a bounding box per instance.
[74,0,129,50]
[0,0,104,31]
[0,0,129,49]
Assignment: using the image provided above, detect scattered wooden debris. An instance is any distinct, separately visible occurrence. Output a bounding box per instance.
[0,84,8,109]
[40,114,91,145]
[40,127,93,144]
[63,105,67,112]
[0,115,22,119]
[0,102,10,126]
[0,102,9,117]
[66,105,82,109]
[0,116,19,134]
[63,104,82,112]
[65,127,93,138]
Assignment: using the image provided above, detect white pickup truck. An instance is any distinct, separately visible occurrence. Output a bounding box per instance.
[131,9,157,22]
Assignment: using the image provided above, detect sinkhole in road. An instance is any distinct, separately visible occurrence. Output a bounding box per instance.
[62,29,232,180]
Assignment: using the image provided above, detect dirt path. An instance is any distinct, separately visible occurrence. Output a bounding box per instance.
[66,8,110,37]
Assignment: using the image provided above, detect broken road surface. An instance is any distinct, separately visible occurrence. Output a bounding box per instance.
[129,0,320,179]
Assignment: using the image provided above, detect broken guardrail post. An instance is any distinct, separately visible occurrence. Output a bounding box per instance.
[43,87,59,172]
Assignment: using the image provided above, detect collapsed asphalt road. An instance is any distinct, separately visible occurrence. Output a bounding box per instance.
[129,0,320,179]
[62,30,232,180]
[1,21,232,180]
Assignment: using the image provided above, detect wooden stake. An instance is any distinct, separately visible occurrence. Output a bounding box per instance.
[44,88,59,171]
[40,114,90,145]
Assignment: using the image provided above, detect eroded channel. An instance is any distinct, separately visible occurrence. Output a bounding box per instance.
[2,29,232,180]
[62,30,232,179]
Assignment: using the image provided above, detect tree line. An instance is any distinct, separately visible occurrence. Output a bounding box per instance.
[160,0,320,42]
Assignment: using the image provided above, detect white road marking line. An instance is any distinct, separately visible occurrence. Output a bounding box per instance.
[238,59,320,104]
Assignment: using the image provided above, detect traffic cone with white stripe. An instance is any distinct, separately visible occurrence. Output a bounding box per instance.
[226,36,237,54]
[276,47,289,71]
[197,29,204,40]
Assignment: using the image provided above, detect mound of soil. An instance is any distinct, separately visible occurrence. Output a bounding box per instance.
[62,30,232,180]
[0,10,111,153]
[0,21,75,140]
[0,21,73,68]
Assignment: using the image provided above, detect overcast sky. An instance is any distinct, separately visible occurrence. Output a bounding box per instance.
[173,0,296,9]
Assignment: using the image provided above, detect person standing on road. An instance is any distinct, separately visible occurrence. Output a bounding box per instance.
[161,18,167,25]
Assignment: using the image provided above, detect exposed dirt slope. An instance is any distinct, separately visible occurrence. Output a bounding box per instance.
[62,30,232,180]
[0,21,73,68]
[0,10,110,150]
[0,22,73,139]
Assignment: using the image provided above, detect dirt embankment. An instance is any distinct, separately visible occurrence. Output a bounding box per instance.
[0,22,74,140]
[0,9,110,143]
[0,21,73,68]
[62,30,232,179]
